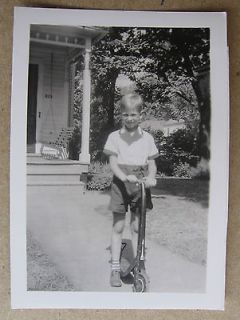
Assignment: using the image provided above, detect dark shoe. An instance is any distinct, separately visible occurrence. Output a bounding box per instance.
[110,270,122,287]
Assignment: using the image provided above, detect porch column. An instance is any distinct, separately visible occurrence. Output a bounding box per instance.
[79,38,91,164]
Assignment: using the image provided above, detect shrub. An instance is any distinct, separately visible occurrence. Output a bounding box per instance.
[87,162,113,190]
[155,156,174,176]
[88,161,111,175]
[173,162,193,178]
[153,128,200,176]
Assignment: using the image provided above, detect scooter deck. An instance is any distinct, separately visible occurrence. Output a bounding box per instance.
[121,256,146,278]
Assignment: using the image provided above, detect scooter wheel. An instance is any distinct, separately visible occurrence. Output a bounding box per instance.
[133,273,148,293]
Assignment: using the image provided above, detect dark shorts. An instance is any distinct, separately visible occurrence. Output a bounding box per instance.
[109,165,153,214]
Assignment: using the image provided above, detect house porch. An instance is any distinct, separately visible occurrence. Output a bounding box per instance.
[27,25,106,185]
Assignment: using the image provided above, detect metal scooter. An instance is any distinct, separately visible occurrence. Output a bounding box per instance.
[120,181,149,292]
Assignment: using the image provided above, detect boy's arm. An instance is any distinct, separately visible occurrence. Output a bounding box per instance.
[147,159,157,179]
[109,155,138,183]
[144,159,157,187]
[109,155,127,182]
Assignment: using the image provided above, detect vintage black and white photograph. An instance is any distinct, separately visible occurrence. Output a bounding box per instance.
[10,8,229,309]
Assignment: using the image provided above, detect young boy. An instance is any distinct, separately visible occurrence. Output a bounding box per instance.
[103,93,159,287]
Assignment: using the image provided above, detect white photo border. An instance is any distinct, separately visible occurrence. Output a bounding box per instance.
[10,7,229,309]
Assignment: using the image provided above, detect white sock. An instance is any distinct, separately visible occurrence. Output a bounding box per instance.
[111,259,120,271]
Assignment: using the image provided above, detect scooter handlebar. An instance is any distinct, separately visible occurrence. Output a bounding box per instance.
[136,177,157,188]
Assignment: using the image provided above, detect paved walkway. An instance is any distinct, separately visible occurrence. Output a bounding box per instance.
[27,186,206,293]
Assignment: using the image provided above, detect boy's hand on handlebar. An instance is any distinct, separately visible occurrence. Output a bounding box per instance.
[125,175,157,187]
[126,175,139,183]
[143,177,157,188]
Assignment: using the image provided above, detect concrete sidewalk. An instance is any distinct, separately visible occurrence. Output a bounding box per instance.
[27,186,206,293]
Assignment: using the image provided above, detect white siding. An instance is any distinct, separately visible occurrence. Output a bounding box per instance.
[29,43,70,144]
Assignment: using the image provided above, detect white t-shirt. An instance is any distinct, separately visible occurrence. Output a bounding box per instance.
[103,127,159,165]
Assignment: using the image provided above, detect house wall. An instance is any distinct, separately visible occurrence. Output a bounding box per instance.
[141,119,186,137]
[164,122,186,136]
[29,43,70,148]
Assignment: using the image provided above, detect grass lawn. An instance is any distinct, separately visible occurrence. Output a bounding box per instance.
[147,178,209,265]
[27,232,75,291]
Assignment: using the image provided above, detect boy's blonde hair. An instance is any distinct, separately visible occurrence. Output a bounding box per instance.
[120,93,144,113]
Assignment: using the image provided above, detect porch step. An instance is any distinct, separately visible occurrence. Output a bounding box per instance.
[27,153,42,161]
[27,163,82,175]
[27,174,83,184]
[27,154,88,187]
[28,180,85,187]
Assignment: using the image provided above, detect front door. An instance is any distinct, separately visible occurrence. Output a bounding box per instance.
[27,64,39,153]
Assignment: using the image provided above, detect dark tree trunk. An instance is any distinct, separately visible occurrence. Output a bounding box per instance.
[96,70,119,158]
[104,70,119,132]
[192,68,210,161]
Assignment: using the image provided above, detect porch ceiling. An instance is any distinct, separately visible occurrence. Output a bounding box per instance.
[30,25,107,49]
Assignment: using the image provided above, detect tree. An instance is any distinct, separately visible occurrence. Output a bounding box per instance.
[77,27,210,163]
[121,27,210,160]
[91,28,126,132]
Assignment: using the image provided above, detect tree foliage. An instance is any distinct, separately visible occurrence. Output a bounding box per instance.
[72,26,210,164]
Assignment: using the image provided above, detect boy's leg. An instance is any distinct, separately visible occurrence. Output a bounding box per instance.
[111,211,125,287]
[130,210,140,257]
